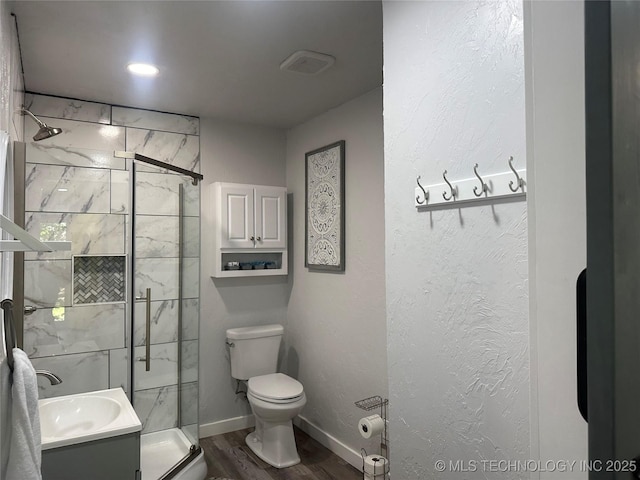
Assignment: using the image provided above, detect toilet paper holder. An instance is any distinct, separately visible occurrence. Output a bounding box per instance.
[360,451,390,479]
[355,395,389,458]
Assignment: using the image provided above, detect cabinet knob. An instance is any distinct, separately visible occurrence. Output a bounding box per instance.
[250,236,255,241]
[256,236,262,241]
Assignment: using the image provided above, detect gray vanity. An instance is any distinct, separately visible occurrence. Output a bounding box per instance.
[42,432,140,480]
[38,388,142,480]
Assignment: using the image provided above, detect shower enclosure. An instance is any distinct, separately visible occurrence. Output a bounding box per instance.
[13,141,203,480]
[128,153,203,479]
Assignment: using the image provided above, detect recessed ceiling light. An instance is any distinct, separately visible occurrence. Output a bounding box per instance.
[127,63,159,77]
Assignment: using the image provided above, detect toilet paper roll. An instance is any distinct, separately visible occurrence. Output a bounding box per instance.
[358,414,385,439]
[363,454,389,476]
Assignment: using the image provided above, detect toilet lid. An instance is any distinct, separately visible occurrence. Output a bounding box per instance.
[248,373,304,401]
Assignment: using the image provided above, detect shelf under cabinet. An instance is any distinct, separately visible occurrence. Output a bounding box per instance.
[214,268,287,278]
[212,250,288,278]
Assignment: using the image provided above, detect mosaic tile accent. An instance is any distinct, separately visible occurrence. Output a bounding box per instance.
[73,255,126,304]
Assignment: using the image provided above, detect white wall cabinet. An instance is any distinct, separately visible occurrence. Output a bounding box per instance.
[213,182,287,277]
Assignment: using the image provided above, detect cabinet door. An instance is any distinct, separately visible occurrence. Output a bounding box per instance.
[220,184,255,248]
[254,186,286,249]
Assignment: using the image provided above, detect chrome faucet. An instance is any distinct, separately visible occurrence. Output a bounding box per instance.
[35,370,63,385]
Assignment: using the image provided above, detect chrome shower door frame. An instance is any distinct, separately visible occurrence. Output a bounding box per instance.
[126,153,202,480]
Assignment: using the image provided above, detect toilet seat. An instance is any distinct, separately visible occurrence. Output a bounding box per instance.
[248,373,304,404]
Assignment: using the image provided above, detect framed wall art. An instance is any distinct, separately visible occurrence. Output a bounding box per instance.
[305,140,345,272]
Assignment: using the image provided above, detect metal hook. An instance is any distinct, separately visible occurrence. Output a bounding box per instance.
[473,163,488,197]
[508,156,523,192]
[416,175,428,204]
[442,170,457,201]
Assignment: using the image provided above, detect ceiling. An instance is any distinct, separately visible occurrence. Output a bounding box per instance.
[9,0,383,129]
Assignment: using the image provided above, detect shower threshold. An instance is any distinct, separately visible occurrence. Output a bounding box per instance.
[141,428,206,480]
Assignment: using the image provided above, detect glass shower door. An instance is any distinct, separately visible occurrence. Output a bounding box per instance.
[178,177,201,451]
[131,159,200,479]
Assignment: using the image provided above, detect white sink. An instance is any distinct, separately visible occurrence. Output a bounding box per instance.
[39,388,142,450]
[40,396,121,437]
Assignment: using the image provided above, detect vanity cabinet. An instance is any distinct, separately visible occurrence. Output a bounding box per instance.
[41,432,140,480]
[212,182,288,277]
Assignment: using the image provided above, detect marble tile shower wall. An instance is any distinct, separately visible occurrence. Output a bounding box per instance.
[22,94,200,435]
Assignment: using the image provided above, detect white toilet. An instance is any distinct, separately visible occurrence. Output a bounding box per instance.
[226,324,306,468]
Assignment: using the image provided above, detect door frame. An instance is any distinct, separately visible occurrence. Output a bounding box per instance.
[585,0,640,475]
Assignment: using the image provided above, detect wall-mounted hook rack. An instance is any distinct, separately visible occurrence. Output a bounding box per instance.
[473,163,488,197]
[508,156,524,192]
[416,176,428,205]
[414,158,526,209]
[442,170,457,201]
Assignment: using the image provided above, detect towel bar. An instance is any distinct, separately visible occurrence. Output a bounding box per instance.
[1,298,16,372]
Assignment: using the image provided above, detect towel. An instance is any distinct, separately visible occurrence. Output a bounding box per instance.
[5,348,42,480]
[1,353,11,478]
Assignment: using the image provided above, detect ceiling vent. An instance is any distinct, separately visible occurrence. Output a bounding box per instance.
[280,50,335,76]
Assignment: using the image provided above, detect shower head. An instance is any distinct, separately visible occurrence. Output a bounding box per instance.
[17,108,63,141]
[33,124,63,141]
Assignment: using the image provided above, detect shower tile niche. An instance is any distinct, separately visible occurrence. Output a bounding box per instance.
[73,255,126,304]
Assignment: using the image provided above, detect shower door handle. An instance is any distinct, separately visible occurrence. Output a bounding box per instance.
[136,288,152,372]
[144,288,151,371]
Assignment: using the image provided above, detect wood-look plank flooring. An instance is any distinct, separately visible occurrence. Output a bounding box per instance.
[202,427,362,480]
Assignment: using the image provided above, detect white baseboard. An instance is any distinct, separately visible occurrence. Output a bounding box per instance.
[293,415,363,472]
[200,413,362,472]
[200,414,255,438]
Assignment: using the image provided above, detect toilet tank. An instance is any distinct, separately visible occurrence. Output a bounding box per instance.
[226,324,284,380]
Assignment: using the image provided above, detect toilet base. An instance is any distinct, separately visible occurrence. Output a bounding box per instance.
[245,422,301,469]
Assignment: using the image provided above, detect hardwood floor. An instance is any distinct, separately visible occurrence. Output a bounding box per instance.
[202,427,362,480]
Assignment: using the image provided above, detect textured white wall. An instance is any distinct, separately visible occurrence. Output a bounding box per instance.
[524,1,587,478]
[198,117,290,426]
[284,88,387,458]
[383,1,529,478]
